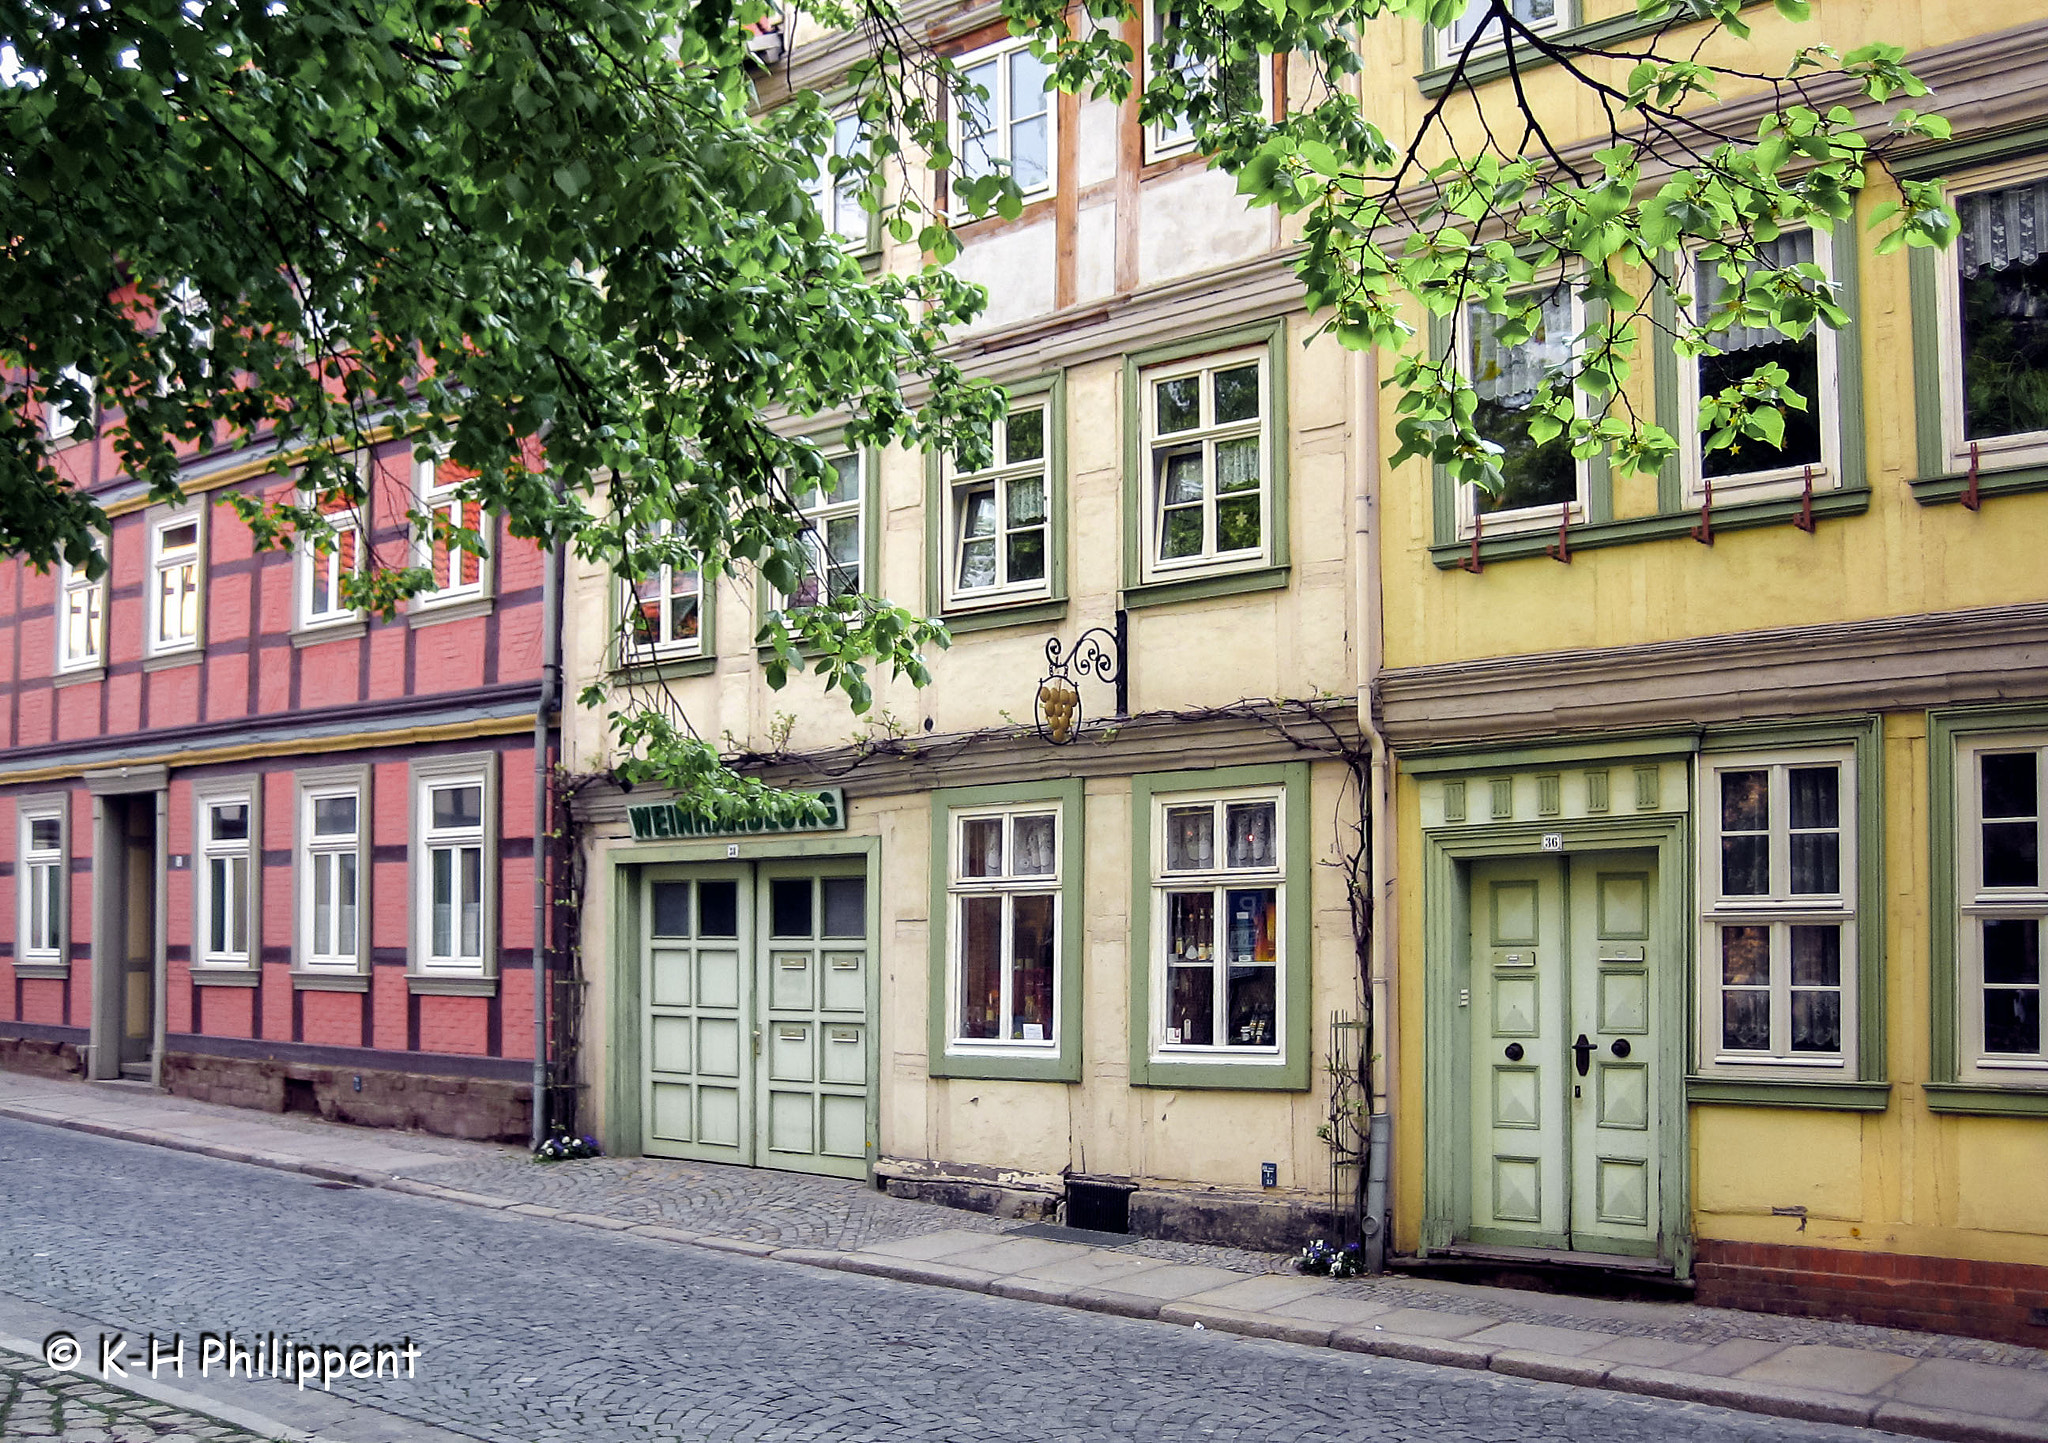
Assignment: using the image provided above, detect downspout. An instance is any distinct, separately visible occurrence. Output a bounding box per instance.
[1351,340,1395,1272]
[531,535,563,1151]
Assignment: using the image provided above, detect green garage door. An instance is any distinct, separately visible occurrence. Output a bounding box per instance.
[640,861,874,1178]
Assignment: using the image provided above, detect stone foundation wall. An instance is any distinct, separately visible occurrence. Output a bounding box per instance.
[162,1052,531,1143]
[1695,1239,2048,1347]
[0,1037,84,1080]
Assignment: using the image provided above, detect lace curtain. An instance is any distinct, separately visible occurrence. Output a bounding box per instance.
[1959,178,2048,279]
[1468,289,1572,407]
[1696,231,1815,355]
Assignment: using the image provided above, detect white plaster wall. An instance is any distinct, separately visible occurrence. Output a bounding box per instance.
[950,219,1058,333]
[1136,166,1272,289]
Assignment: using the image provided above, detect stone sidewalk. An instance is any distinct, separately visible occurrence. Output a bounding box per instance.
[4,1070,2048,1443]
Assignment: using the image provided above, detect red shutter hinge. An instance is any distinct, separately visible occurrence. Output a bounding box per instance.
[1962,441,1982,511]
[1545,501,1572,563]
[1461,507,1484,573]
[1692,475,1714,546]
[1793,464,1816,533]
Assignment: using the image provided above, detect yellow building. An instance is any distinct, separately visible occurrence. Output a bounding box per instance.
[559,3,1381,1248]
[1374,0,2048,1342]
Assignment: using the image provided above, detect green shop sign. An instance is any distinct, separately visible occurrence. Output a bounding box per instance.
[627,788,846,842]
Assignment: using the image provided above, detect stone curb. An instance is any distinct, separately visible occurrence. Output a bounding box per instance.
[5,1100,2045,1443]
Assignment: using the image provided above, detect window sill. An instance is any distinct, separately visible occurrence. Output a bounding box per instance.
[1430,488,1871,570]
[1922,1081,2048,1116]
[407,973,498,997]
[191,967,260,988]
[1911,463,2048,507]
[613,653,717,683]
[143,650,203,673]
[1416,0,1768,97]
[52,666,104,689]
[1130,1054,1308,1091]
[11,962,69,981]
[409,596,494,628]
[291,970,370,992]
[292,620,366,648]
[1686,1077,1891,1111]
[1122,564,1289,611]
[930,1048,1078,1083]
[938,596,1067,636]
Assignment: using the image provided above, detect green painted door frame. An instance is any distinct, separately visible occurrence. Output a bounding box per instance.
[605,833,883,1177]
[1422,811,1694,1278]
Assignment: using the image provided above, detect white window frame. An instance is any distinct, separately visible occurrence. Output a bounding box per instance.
[296,469,368,634]
[412,452,492,610]
[1934,154,2048,474]
[1143,2,1275,164]
[147,507,205,658]
[1451,279,1590,540]
[1956,733,2048,1084]
[1677,228,1844,505]
[193,779,259,971]
[619,519,704,665]
[1138,344,1272,582]
[1431,0,1572,65]
[57,550,106,675]
[1695,748,1859,1076]
[950,36,1056,205]
[942,402,1053,611]
[411,754,497,978]
[781,450,866,609]
[1149,783,1288,1062]
[945,802,1063,1055]
[159,279,213,389]
[295,768,369,975]
[43,364,93,445]
[16,797,68,972]
[804,110,870,245]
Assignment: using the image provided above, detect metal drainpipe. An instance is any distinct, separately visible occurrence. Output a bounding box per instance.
[531,536,562,1151]
[1350,340,1396,1272]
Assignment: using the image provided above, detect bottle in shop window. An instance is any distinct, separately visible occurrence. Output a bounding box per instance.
[1231,898,1255,962]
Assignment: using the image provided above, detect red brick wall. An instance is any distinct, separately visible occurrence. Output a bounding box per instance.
[1694,1239,2048,1347]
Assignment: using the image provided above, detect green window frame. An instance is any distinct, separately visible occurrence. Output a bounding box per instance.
[1128,761,1311,1091]
[1687,719,1890,1111]
[1121,318,1291,611]
[927,777,1084,1082]
[1927,703,2048,1116]
[924,373,1068,636]
[1900,135,2048,507]
[755,439,882,659]
[614,517,717,681]
[1416,0,1766,98]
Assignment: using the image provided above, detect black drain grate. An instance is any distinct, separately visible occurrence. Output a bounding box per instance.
[1008,1222,1133,1248]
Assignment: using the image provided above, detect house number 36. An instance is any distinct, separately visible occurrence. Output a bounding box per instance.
[1540,833,1564,851]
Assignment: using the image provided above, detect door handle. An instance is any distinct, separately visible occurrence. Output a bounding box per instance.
[752,1027,762,1057]
[1572,1033,1593,1077]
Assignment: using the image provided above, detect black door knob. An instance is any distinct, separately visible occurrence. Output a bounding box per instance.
[1572,1033,1593,1077]
[1504,1042,1524,1062]
[1611,1037,1632,1059]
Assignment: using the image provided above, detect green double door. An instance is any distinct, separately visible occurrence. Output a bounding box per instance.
[640,860,873,1178]
[1467,850,1663,1258]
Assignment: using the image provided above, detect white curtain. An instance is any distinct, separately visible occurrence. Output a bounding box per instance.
[1959,178,2048,278]
[1696,231,1814,355]
[1468,288,1571,407]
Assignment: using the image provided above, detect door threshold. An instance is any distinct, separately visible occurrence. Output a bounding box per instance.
[94,1076,165,1093]
[1394,1244,1693,1302]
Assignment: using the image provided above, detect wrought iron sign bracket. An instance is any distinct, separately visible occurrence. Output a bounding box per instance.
[1035,610,1128,745]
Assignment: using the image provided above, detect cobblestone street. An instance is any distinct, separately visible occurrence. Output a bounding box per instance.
[0,1116,1930,1443]
[0,1354,264,1442]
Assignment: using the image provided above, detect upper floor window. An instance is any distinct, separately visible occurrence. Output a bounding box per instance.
[804,111,868,244]
[622,520,702,663]
[1140,347,1270,579]
[1454,281,1587,538]
[149,512,203,655]
[58,552,104,674]
[17,803,64,965]
[417,771,489,974]
[300,505,362,630]
[1144,2,1271,163]
[1697,750,1857,1074]
[414,454,489,607]
[1154,788,1284,1054]
[43,365,93,446]
[1934,161,2048,474]
[945,404,1049,610]
[1680,229,1842,504]
[785,452,864,607]
[947,804,1061,1051]
[1958,737,2048,1081]
[953,38,1054,202]
[197,794,253,967]
[1434,0,1569,60]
